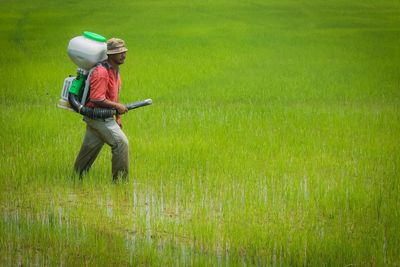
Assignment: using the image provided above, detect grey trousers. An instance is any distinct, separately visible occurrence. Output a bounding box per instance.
[74,116,129,180]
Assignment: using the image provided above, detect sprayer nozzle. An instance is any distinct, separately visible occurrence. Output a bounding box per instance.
[125,99,153,110]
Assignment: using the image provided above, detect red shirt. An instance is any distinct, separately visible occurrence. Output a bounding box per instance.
[86,63,121,107]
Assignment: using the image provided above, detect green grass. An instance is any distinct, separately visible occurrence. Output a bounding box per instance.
[1,0,399,265]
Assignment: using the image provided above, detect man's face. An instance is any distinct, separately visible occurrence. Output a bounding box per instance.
[109,51,127,65]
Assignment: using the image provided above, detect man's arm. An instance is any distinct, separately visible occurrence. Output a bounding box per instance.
[92,99,128,115]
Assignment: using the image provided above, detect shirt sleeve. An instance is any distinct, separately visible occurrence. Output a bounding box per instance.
[89,66,108,102]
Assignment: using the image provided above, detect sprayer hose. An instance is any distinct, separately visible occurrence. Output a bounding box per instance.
[68,93,117,119]
[68,93,152,119]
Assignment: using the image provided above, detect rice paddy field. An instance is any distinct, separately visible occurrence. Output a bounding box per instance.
[1,0,399,265]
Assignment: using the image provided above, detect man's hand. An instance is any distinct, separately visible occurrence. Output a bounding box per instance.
[116,103,128,115]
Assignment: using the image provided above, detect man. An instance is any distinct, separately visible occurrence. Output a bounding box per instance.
[74,38,129,181]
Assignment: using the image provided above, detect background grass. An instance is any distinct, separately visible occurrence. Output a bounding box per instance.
[1,0,399,265]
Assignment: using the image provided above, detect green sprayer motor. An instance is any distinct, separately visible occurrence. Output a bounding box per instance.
[58,31,152,118]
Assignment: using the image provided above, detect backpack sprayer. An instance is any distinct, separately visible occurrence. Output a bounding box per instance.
[57,31,152,118]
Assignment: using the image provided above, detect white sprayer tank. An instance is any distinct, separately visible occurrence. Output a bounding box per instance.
[67,32,107,70]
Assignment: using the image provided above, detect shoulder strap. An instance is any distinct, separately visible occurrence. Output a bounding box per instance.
[98,60,111,69]
[81,61,110,105]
